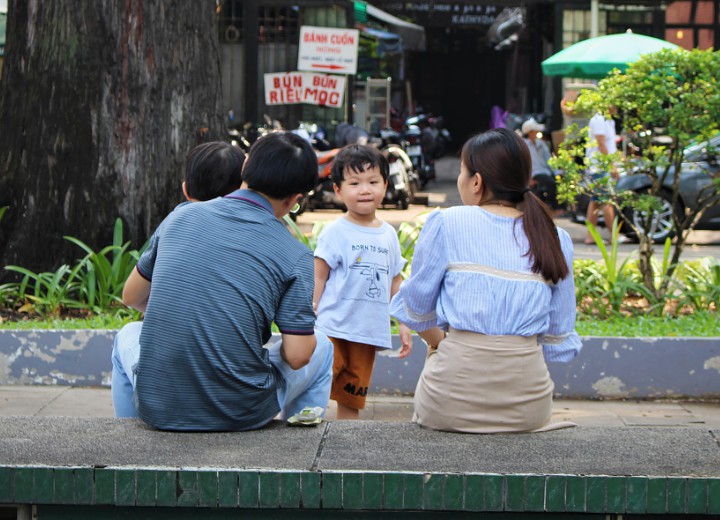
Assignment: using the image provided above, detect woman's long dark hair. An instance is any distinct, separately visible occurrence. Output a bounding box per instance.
[460,128,569,284]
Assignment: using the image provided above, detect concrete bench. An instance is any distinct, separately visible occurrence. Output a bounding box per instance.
[1,416,719,518]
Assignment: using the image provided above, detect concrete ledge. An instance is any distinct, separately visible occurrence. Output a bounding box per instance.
[2,331,720,399]
[0,417,719,515]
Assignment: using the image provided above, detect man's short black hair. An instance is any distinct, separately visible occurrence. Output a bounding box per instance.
[331,144,389,186]
[242,132,318,199]
[185,142,245,201]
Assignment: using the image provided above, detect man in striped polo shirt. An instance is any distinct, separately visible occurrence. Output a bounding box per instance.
[111,133,333,431]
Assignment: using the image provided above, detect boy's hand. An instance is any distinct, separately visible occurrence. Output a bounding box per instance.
[398,324,413,359]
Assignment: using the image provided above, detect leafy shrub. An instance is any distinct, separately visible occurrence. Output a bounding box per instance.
[65,219,140,314]
[0,212,717,327]
[3,218,143,319]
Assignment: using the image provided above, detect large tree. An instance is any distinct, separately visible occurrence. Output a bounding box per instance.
[0,1,224,275]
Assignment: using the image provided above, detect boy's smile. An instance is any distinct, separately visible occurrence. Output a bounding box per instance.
[334,165,387,224]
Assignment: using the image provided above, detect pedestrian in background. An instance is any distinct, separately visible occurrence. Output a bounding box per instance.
[521,118,560,212]
[584,108,618,244]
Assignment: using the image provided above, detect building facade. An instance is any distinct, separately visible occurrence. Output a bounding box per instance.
[221,1,720,145]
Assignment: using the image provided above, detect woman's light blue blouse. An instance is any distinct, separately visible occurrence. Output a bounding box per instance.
[389,207,582,362]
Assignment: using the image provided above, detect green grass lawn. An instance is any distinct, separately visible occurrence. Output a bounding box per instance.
[2,310,718,337]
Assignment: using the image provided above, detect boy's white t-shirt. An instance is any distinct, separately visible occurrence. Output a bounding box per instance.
[314,217,406,349]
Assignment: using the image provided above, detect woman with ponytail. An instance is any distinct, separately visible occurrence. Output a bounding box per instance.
[390,128,581,433]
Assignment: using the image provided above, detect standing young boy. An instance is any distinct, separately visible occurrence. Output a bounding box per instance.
[313,144,412,420]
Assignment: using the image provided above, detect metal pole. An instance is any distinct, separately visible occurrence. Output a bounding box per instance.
[243,0,260,126]
[590,0,599,38]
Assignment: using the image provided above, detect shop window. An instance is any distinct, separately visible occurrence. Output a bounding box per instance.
[667,1,714,24]
[562,9,607,48]
[666,1,716,49]
[666,26,694,49]
[217,1,300,44]
[699,28,714,48]
[667,1,692,23]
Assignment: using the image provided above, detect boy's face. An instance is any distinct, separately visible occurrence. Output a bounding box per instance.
[333,165,387,218]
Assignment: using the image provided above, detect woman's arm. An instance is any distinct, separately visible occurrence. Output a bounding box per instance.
[390,274,413,358]
[540,230,582,362]
[418,327,446,350]
[389,211,447,332]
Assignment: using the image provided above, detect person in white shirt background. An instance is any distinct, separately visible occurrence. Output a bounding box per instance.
[584,108,619,244]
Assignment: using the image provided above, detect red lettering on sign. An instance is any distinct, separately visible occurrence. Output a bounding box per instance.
[304,32,328,44]
[312,76,337,89]
[330,34,355,45]
[281,75,302,88]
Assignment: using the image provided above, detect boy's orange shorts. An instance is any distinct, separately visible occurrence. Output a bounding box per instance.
[329,336,377,410]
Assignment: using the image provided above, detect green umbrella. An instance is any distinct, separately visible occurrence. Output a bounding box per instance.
[542,31,682,79]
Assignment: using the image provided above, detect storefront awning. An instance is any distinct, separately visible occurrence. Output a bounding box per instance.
[362,26,404,55]
[365,3,426,51]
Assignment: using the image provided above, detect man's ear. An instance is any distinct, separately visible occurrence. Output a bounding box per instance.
[181,181,195,202]
[288,193,303,211]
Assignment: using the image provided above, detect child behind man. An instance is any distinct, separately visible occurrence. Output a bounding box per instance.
[313,144,412,420]
[181,141,246,202]
[148,141,245,241]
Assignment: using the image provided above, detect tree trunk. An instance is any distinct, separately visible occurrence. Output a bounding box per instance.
[0,0,224,275]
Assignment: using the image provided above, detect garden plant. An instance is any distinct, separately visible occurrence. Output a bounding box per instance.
[0,213,717,337]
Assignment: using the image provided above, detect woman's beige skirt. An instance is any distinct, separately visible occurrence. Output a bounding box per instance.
[413,328,575,433]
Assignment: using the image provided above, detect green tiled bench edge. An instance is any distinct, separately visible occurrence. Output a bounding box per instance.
[1,467,719,515]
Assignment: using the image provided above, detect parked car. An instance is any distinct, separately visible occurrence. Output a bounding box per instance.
[569,135,720,243]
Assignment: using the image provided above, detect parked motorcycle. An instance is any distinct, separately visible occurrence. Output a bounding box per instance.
[228,114,284,153]
[292,126,419,216]
[227,127,252,153]
[295,121,333,151]
[374,129,419,210]
[404,114,436,188]
[427,115,452,159]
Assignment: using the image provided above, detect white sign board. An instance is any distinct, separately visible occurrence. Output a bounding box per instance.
[297,26,359,75]
[264,72,346,108]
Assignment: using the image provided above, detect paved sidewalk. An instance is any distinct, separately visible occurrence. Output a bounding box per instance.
[1,385,719,428]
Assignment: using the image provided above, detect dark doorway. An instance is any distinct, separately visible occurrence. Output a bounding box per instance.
[406,27,512,151]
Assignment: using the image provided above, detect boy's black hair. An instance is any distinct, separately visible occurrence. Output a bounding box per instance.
[331,144,390,186]
[185,142,246,201]
[242,132,318,199]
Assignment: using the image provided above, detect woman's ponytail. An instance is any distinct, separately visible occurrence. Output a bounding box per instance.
[462,129,570,284]
[521,189,569,284]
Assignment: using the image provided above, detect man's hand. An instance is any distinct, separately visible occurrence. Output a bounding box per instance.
[397,323,413,359]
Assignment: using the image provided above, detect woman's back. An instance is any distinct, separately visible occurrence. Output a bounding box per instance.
[395,207,577,344]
